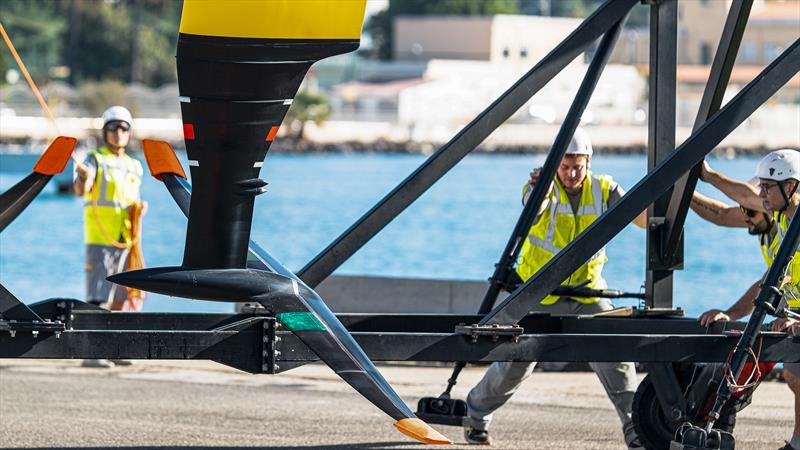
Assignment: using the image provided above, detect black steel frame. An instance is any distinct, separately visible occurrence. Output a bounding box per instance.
[2,0,798,381]
[3,300,798,375]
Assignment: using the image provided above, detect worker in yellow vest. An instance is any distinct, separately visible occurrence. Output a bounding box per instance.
[690,181,777,327]
[700,150,800,450]
[463,128,647,448]
[74,106,145,368]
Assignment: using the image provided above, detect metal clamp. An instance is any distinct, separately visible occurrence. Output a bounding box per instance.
[261,317,280,374]
[455,323,524,343]
[0,319,66,335]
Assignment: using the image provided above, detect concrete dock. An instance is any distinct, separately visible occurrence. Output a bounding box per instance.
[0,360,793,449]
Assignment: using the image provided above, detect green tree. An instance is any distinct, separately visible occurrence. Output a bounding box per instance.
[1,0,180,87]
[365,0,520,60]
[284,91,331,140]
[0,0,66,83]
[64,0,180,86]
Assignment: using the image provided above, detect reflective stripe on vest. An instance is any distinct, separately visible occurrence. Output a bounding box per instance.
[516,172,613,305]
[772,212,800,309]
[84,147,143,246]
[759,230,779,267]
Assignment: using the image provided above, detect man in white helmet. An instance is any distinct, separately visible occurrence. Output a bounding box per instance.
[463,128,647,448]
[700,150,800,450]
[74,106,145,368]
[689,179,777,327]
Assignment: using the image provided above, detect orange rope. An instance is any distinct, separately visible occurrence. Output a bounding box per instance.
[0,20,74,147]
[91,193,135,250]
[0,20,83,164]
[123,201,146,311]
[2,19,145,310]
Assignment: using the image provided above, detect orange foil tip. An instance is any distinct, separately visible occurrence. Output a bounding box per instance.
[394,418,453,445]
[142,139,187,180]
[33,136,77,175]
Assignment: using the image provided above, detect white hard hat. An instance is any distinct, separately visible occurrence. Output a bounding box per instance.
[756,149,800,182]
[565,127,593,156]
[101,106,133,128]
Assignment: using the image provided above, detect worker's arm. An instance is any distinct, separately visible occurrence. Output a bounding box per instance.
[607,184,647,228]
[690,191,747,228]
[700,161,764,212]
[522,167,553,216]
[632,209,647,229]
[73,157,95,196]
[698,274,762,327]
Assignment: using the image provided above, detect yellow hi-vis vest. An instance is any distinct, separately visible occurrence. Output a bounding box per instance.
[516,171,613,305]
[768,211,800,309]
[84,147,143,246]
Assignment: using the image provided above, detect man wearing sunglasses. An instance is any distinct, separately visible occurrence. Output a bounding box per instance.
[689,182,776,327]
[699,149,800,450]
[74,105,145,369]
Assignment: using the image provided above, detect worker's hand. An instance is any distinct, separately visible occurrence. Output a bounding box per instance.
[698,309,730,327]
[528,167,554,193]
[770,316,798,333]
[75,162,90,181]
[528,167,542,187]
[791,322,800,336]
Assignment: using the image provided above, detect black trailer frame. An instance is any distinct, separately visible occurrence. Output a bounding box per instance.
[1,0,799,434]
[3,300,798,374]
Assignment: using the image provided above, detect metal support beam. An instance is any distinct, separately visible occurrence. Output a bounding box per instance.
[662,0,753,264]
[2,327,797,366]
[296,0,638,288]
[645,0,678,310]
[5,304,798,369]
[275,333,798,365]
[0,326,269,374]
[480,39,800,326]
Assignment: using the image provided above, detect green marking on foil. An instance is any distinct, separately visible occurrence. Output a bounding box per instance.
[276,312,327,331]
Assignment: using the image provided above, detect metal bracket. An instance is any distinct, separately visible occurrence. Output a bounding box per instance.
[455,323,524,343]
[56,300,74,329]
[261,317,279,374]
[647,363,687,422]
[638,307,685,317]
[239,303,268,314]
[0,318,66,339]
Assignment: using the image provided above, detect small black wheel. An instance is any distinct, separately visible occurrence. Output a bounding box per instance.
[632,371,738,450]
[632,375,681,450]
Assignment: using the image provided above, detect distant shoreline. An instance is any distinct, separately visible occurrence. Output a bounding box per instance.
[1,137,793,158]
[267,138,789,157]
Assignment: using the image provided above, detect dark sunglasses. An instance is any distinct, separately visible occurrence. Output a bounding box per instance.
[739,206,758,218]
[106,123,130,132]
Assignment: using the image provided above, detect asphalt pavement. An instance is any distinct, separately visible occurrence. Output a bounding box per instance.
[0,360,793,449]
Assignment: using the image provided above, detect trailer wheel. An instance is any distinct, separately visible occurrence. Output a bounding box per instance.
[632,375,680,450]
[632,373,737,450]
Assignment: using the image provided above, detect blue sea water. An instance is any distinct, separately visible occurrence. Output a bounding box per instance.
[0,152,766,318]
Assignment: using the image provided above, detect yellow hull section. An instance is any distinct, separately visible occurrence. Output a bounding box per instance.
[180,0,366,39]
